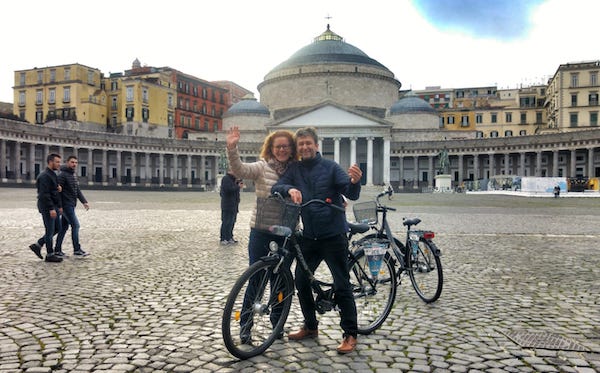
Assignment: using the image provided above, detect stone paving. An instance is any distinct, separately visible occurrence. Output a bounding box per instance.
[0,187,599,373]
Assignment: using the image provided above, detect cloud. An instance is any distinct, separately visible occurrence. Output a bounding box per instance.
[411,0,545,40]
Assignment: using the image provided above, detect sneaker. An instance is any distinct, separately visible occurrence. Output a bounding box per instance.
[73,250,89,257]
[228,239,238,244]
[220,240,230,245]
[29,243,43,259]
[45,254,63,263]
[55,251,68,258]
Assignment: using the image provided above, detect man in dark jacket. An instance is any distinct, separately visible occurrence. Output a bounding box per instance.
[220,172,242,244]
[272,126,362,354]
[55,155,90,257]
[29,153,63,262]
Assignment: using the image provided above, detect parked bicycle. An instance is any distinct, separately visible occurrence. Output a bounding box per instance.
[352,188,443,304]
[221,194,396,359]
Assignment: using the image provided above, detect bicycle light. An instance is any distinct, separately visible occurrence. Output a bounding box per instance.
[423,231,435,240]
[269,241,279,253]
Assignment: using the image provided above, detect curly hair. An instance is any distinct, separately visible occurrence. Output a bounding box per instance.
[259,130,297,161]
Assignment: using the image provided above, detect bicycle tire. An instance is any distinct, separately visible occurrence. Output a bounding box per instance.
[222,259,294,359]
[407,240,443,303]
[349,248,397,334]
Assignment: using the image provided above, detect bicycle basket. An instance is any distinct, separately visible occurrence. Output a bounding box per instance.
[255,195,301,233]
[353,201,378,224]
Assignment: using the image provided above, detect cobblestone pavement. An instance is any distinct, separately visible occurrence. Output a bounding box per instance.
[1,187,599,373]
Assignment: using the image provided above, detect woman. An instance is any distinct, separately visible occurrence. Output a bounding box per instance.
[226,125,296,263]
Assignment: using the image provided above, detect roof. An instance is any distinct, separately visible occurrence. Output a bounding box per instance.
[224,94,270,116]
[390,93,437,115]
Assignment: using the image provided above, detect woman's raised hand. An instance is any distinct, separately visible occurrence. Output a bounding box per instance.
[226,126,240,149]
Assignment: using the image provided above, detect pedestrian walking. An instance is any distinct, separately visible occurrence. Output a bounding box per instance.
[29,153,63,263]
[55,155,90,257]
[220,172,242,245]
[272,126,363,354]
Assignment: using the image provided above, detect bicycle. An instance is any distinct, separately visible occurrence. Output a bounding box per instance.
[221,194,397,360]
[352,188,443,304]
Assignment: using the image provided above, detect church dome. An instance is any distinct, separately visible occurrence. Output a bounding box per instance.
[224,94,270,117]
[390,92,437,115]
[266,25,390,74]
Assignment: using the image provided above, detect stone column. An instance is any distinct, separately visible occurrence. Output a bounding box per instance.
[200,155,206,184]
[588,148,595,177]
[350,137,357,165]
[458,154,464,183]
[504,153,510,175]
[159,153,165,186]
[87,149,94,185]
[398,155,404,190]
[102,150,108,185]
[116,150,122,186]
[570,149,577,178]
[552,150,559,177]
[131,152,137,186]
[427,155,434,188]
[519,152,526,176]
[173,154,179,187]
[535,151,542,177]
[145,152,151,186]
[413,156,420,190]
[366,137,374,186]
[383,138,390,185]
[187,154,193,188]
[473,154,479,180]
[14,142,22,183]
[0,139,6,181]
[28,143,36,183]
[488,153,495,179]
[333,137,340,164]
[318,139,323,153]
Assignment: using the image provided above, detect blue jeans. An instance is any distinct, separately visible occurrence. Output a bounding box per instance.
[220,209,237,241]
[37,208,62,255]
[247,228,286,265]
[56,204,81,252]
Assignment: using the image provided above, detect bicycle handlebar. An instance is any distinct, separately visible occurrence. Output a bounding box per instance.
[301,198,346,212]
[375,189,396,211]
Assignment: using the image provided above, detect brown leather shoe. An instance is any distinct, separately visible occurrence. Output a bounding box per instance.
[336,335,357,354]
[288,326,318,340]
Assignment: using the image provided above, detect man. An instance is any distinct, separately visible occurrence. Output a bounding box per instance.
[272,126,363,354]
[29,153,63,263]
[55,155,90,257]
[219,171,242,245]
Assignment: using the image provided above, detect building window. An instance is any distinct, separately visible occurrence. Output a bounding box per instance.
[571,94,578,106]
[168,94,173,108]
[202,104,207,114]
[48,88,56,104]
[519,112,527,124]
[439,117,444,128]
[476,114,483,124]
[50,69,56,83]
[490,131,499,138]
[204,119,209,131]
[571,73,579,87]
[126,86,134,102]
[570,113,578,127]
[87,70,94,85]
[491,113,497,123]
[519,130,527,136]
[447,116,455,124]
[460,115,469,126]
[64,68,70,81]
[63,87,71,103]
[111,81,118,91]
[505,130,513,137]
[19,91,26,106]
[36,111,43,124]
[591,72,597,86]
[195,117,200,129]
[37,70,43,84]
[142,108,149,123]
[591,112,598,126]
[111,96,117,110]
[476,131,484,138]
[126,107,134,121]
[202,87,207,99]
[36,90,43,105]
[142,87,148,103]
[505,112,512,123]
[589,93,598,106]
[536,112,543,124]
[19,72,26,86]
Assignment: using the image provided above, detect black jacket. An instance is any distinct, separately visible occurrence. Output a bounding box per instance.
[58,165,88,207]
[36,167,62,213]
[220,173,241,212]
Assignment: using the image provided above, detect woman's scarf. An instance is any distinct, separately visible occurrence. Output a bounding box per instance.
[267,158,290,176]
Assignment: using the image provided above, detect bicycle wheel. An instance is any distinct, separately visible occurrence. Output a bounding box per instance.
[348,248,397,334]
[407,240,443,303]
[222,259,294,359]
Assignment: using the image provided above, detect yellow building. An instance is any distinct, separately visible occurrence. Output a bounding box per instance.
[14,63,107,126]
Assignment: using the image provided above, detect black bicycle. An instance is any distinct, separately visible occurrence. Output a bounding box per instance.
[221,195,396,359]
[352,189,443,303]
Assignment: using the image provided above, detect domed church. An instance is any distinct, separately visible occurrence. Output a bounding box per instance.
[223,25,471,186]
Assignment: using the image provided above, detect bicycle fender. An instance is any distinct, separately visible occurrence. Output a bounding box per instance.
[425,240,441,256]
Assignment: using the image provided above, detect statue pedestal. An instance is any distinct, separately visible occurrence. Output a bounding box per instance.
[434,174,452,192]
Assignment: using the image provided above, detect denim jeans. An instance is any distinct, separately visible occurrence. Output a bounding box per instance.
[56,204,81,252]
[220,209,237,241]
[37,208,62,255]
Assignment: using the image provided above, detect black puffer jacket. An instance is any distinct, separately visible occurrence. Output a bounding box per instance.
[58,165,88,207]
[36,167,62,213]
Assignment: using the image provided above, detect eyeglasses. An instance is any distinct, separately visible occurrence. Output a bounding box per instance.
[273,145,291,150]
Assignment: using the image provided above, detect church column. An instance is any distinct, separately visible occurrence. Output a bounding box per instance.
[187,154,193,188]
[504,153,510,175]
[398,155,404,190]
[200,155,206,185]
[366,137,374,186]
[159,153,165,186]
[427,155,434,188]
[350,137,357,165]
[0,140,6,181]
[488,152,495,179]
[552,150,559,177]
[116,150,122,186]
[458,154,464,184]
[318,139,323,153]
[131,152,137,186]
[535,151,542,177]
[102,150,108,185]
[333,137,340,164]
[28,143,36,182]
[519,152,526,176]
[588,148,595,177]
[14,142,22,183]
[87,149,94,185]
[413,156,420,190]
[173,154,179,187]
[383,138,390,185]
[145,152,151,186]
[570,149,577,177]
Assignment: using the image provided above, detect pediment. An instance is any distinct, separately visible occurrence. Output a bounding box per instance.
[273,105,389,128]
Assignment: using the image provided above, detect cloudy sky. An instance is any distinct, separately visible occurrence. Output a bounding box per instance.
[0,0,597,103]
